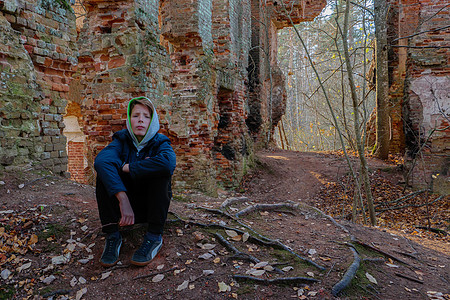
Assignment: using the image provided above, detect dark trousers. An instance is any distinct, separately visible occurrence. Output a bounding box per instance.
[96,174,172,235]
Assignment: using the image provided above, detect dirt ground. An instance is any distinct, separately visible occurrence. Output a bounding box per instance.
[0,149,448,299]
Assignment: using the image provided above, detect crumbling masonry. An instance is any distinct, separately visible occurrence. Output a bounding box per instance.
[1,0,447,193]
[0,0,325,192]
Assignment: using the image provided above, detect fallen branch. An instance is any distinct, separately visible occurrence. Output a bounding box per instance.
[233,275,319,286]
[332,246,361,297]
[395,272,424,284]
[132,266,177,281]
[235,202,299,218]
[42,289,72,298]
[214,233,284,274]
[415,226,448,236]
[375,189,429,209]
[221,197,249,209]
[376,195,445,214]
[351,240,409,266]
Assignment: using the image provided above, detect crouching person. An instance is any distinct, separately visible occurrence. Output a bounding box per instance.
[94,96,176,267]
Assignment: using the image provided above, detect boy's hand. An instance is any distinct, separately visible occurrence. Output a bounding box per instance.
[122,164,130,173]
[115,191,135,226]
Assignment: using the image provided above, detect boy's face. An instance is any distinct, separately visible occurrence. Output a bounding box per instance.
[130,103,151,142]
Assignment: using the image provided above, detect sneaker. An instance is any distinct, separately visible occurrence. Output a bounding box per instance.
[131,234,162,266]
[99,232,122,267]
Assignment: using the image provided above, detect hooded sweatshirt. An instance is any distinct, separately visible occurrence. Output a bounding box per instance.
[94,97,176,197]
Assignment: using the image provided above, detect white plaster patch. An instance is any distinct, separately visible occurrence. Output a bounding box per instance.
[410,75,449,133]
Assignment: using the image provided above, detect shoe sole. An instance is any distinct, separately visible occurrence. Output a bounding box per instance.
[99,239,122,267]
[130,241,162,266]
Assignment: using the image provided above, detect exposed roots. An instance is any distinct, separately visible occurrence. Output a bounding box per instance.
[233,274,319,286]
[331,246,361,297]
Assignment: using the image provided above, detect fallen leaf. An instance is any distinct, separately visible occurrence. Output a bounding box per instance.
[366,272,377,284]
[242,232,249,242]
[213,257,221,264]
[264,265,274,271]
[101,271,112,280]
[308,291,318,296]
[225,230,238,238]
[157,264,164,270]
[203,270,214,276]
[176,280,189,291]
[200,243,216,250]
[231,235,242,241]
[247,269,265,276]
[199,253,213,260]
[307,272,315,277]
[189,284,195,290]
[308,249,317,255]
[17,262,31,272]
[42,275,56,285]
[192,231,205,241]
[282,266,294,272]
[70,277,78,287]
[185,259,193,265]
[79,277,86,284]
[1,269,11,280]
[319,256,331,261]
[218,282,231,292]
[386,263,399,268]
[75,287,87,300]
[152,274,164,283]
[253,261,269,269]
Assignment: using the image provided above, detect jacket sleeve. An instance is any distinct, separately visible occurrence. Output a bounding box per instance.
[94,138,127,197]
[128,139,176,180]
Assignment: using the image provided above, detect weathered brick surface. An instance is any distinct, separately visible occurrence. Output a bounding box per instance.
[388,0,449,193]
[0,0,77,175]
[1,0,326,193]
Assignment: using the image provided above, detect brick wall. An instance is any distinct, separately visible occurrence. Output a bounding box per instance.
[1,0,326,193]
[0,0,77,175]
[388,0,449,193]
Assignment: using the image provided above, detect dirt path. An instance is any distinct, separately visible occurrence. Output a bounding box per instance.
[0,149,448,299]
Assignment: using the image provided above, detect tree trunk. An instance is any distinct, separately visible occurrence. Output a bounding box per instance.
[342,1,377,226]
[374,0,390,159]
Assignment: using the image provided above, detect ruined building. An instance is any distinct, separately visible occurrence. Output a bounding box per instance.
[0,0,326,193]
[0,0,447,193]
[386,0,449,193]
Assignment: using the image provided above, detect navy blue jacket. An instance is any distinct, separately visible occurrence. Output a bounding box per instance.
[94,129,176,197]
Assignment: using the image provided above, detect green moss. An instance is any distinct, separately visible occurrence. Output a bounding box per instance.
[7,82,26,97]
[38,223,67,241]
[0,285,15,300]
[54,0,72,10]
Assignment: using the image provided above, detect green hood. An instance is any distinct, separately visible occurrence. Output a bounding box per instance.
[126,96,160,153]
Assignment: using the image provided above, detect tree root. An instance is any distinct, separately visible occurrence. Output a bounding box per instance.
[331,246,361,297]
[233,274,319,286]
[214,233,284,274]
[235,202,300,218]
[168,212,326,271]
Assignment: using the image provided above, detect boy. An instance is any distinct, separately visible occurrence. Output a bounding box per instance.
[94,96,176,267]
